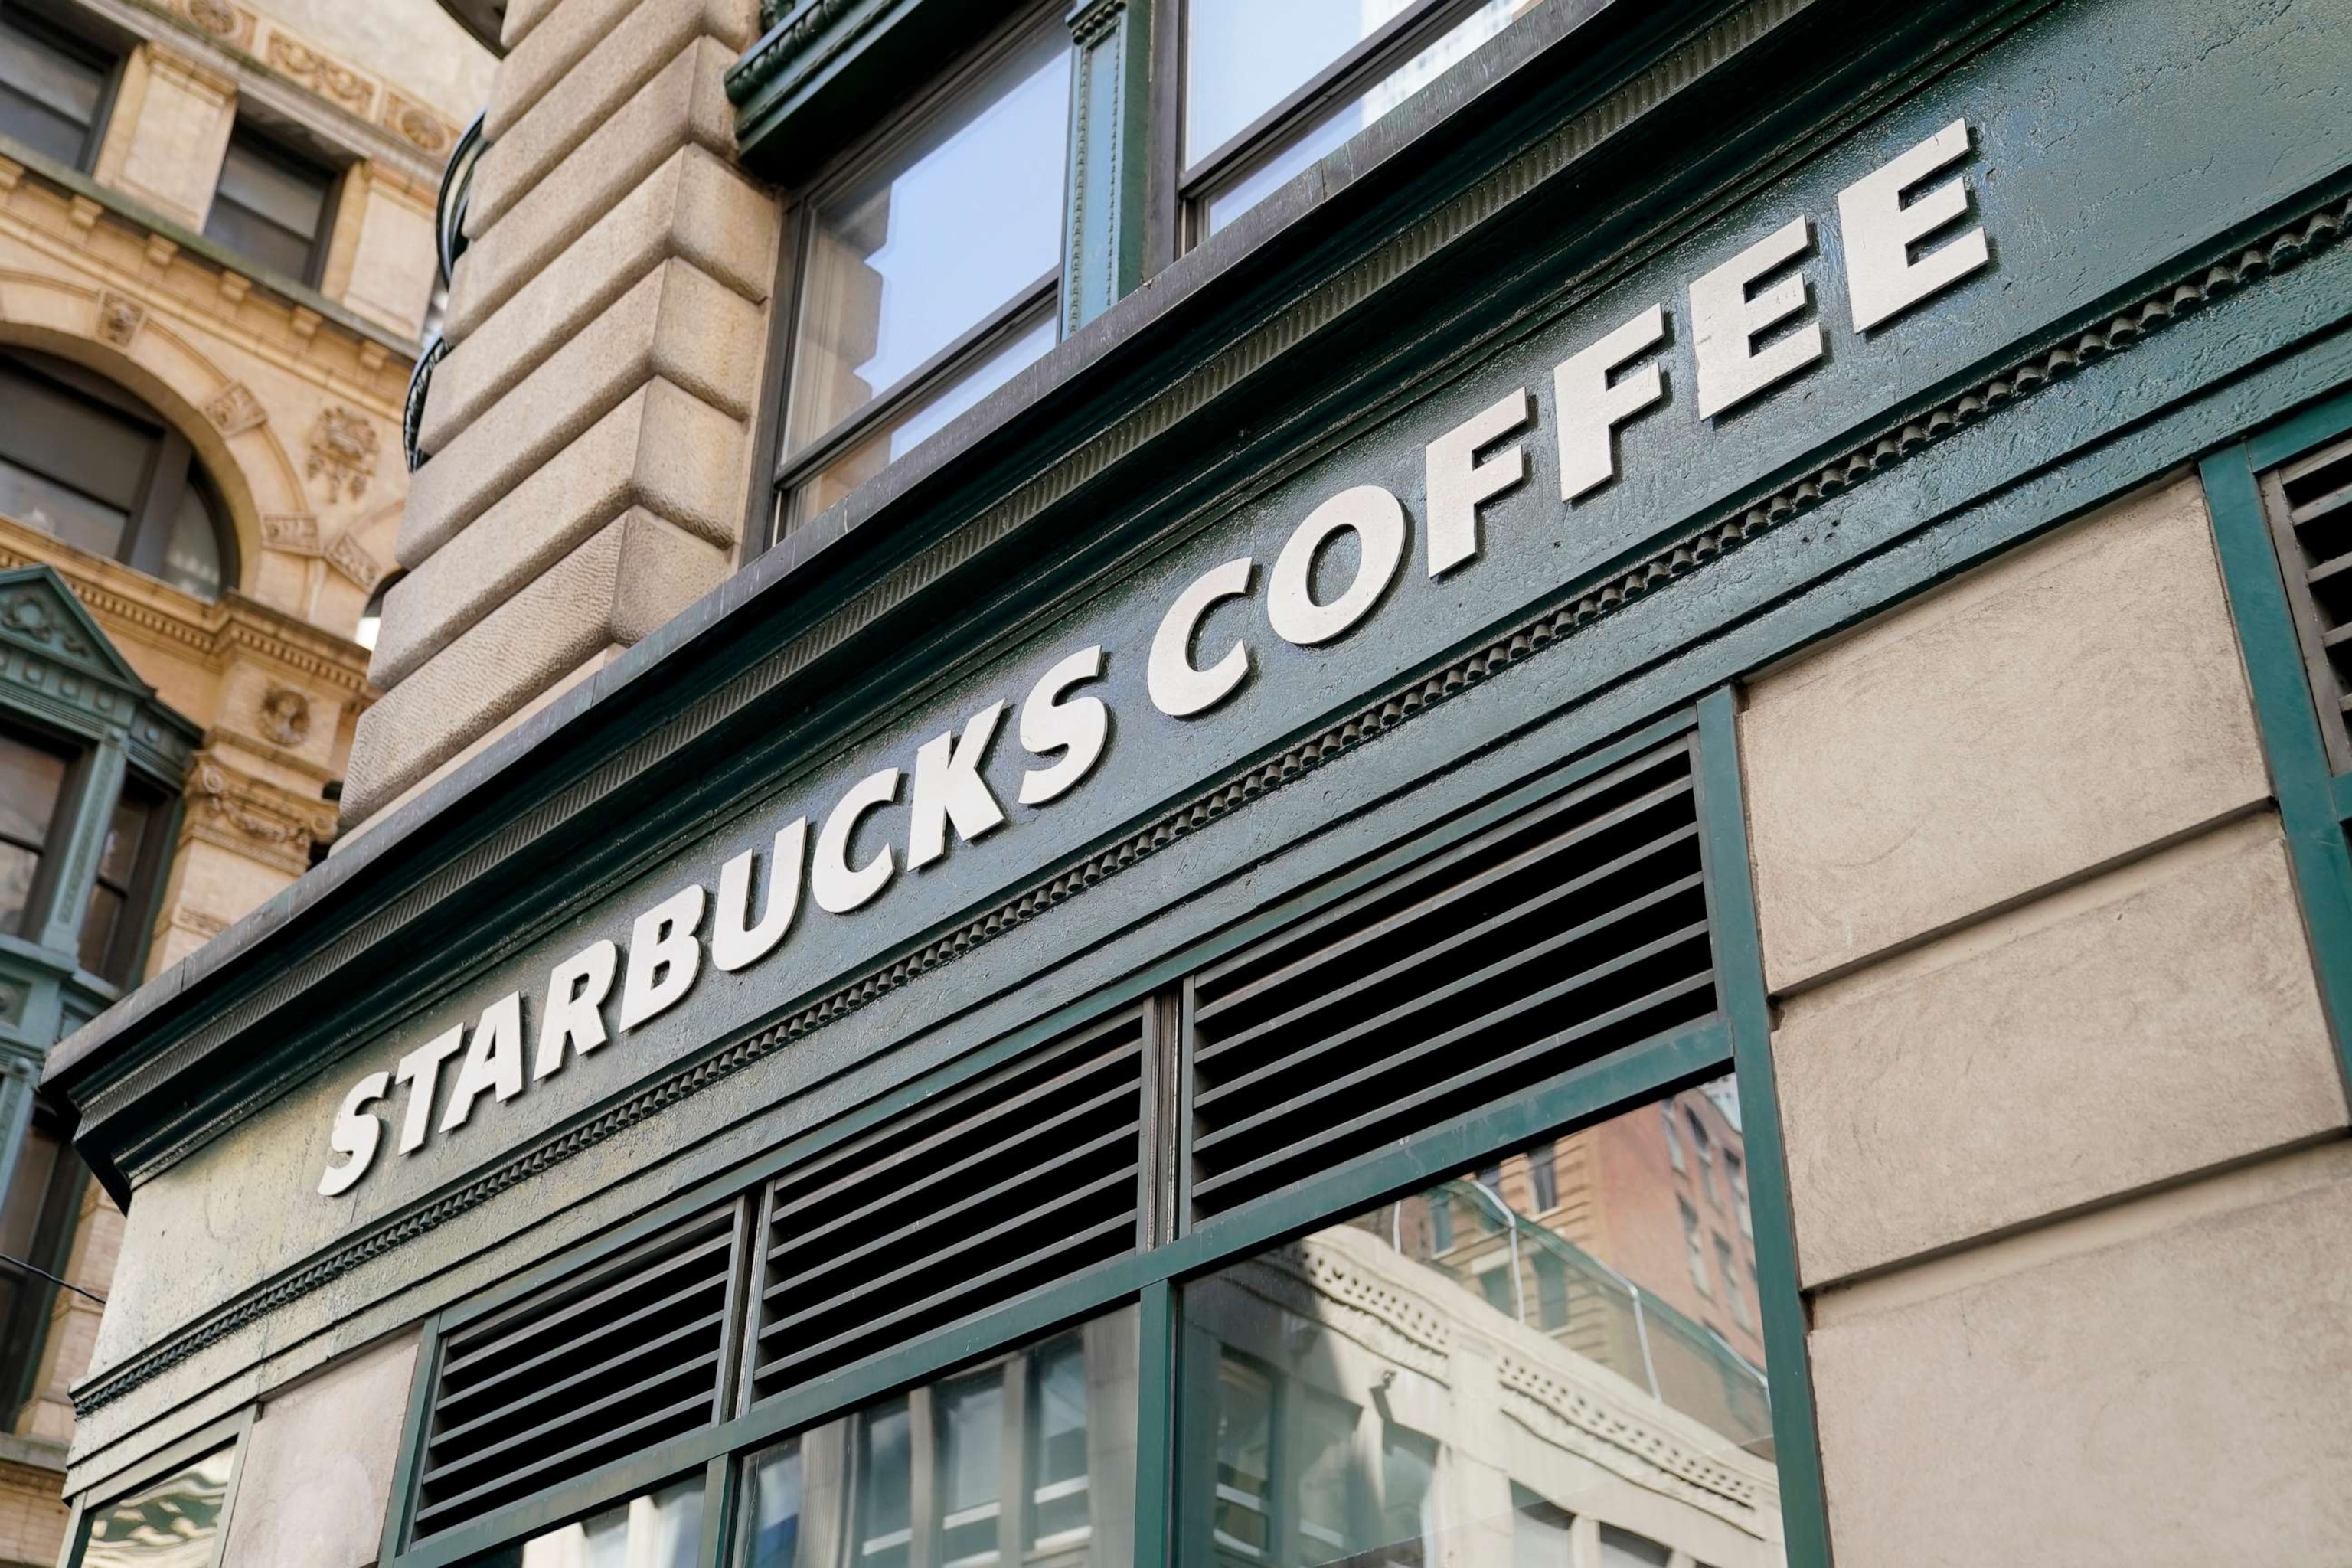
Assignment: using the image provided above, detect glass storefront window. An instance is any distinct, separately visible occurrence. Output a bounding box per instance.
[1180,1076,1781,1567]
[740,1307,1138,1568]
[496,1477,703,1568]
[77,1447,234,1568]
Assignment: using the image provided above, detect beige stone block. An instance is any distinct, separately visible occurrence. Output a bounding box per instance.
[346,511,726,818]
[1743,474,2269,992]
[402,259,762,567]
[115,44,236,229]
[377,380,745,686]
[421,146,774,452]
[473,0,753,231]
[502,0,566,51]
[1808,1145,2352,1566]
[448,38,738,341]
[339,173,439,340]
[1776,812,2344,1287]
[338,646,622,845]
[220,1334,420,1568]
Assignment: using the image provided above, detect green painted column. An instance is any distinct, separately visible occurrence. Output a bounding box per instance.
[28,737,126,963]
[1063,0,1156,333]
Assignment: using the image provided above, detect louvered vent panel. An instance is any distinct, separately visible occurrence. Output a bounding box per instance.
[749,1010,1145,1404]
[2267,434,2352,769]
[413,1207,739,1539]
[1189,740,1714,1217]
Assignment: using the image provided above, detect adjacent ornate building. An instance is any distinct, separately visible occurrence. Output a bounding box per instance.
[0,0,490,1559]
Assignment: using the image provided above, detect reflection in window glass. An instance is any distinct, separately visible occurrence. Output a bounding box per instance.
[1184,1076,1781,1567]
[79,786,158,981]
[516,1476,702,1568]
[0,730,65,936]
[162,485,225,601]
[1196,0,1534,237]
[785,24,1069,462]
[1184,0,1419,165]
[740,1308,1136,1568]
[79,1447,233,1568]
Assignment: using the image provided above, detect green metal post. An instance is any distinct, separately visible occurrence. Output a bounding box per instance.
[1062,0,1155,333]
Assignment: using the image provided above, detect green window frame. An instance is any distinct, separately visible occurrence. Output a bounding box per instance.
[61,1413,249,1568]
[378,694,1832,1568]
[2200,384,2352,1097]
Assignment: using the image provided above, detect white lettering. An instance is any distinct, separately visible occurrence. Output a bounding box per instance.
[1555,305,1668,501]
[1268,485,1407,647]
[812,769,902,914]
[1148,557,1256,717]
[1423,389,1530,577]
[1690,217,1823,418]
[908,702,1009,871]
[1840,119,1988,332]
[533,939,618,1080]
[441,992,526,1133]
[618,885,706,1030]
[1018,646,1109,807]
[394,1025,464,1156]
[318,1070,390,1197]
[712,819,808,972]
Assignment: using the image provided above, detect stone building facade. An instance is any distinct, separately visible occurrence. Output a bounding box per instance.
[30,0,2352,1566]
[0,0,489,1560]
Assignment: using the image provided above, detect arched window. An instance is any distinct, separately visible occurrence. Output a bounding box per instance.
[355,569,403,652]
[0,350,237,599]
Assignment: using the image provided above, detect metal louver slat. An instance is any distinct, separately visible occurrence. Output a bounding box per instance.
[411,1206,743,1540]
[748,1008,1145,1406]
[2264,434,2352,771]
[1188,740,1716,1217]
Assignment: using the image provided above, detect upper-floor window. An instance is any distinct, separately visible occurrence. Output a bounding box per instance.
[0,349,237,599]
[0,2,113,172]
[776,11,1072,537]
[1181,0,1537,241]
[205,121,337,286]
[0,724,165,985]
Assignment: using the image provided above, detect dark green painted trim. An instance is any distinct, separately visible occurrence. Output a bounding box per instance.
[1694,688,1834,1568]
[1062,0,1154,332]
[2244,385,2352,472]
[381,1313,444,1564]
[1132,1277,1175,1568]
[2202,443,2352,1098]
[698,1452,737,1568]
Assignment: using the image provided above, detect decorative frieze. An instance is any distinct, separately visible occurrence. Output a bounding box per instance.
[259,514,320,554]
[95,292,143,348]
[263,31,374,119]
[187,753,337,876]
[325,531,385,591]
[203,381,267,436]
[305,407,377,502]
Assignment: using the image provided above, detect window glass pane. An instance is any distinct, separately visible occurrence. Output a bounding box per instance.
[162,484,224,599]
[0,730,65,848]
[1183,0,1421,165]
[784,25,1069,459]
[0,842,37,935]
[80,791,153,980]
[1198,0,1530,237]
[0,11,106,168]
[205,131,331,281]
[79,1446,234,1567]
[1181,1076,1781,1568]
[785,312,1057,535]
[0,356,158,560]
[0,453,126,558]
[739,1307,1136,1568]
[77,883,120,976]
[518,1476,703,1568]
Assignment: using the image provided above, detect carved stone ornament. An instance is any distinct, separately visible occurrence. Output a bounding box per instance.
[96,292,144,348]
[191,755,337,873]
[181,0,252,46]
[382,93,455,157]
[202,381,266,436]
[264,31,375,116]
[257,686,310,748]
[260,513,319,554]
[305,407,378,503]
[325,531,384,591]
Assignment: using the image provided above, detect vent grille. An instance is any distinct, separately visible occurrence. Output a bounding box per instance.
[1187,741,1714,1217]
[748,1010,1145,1404]
[2266,433,2352,771]
[413,1207,740,1539]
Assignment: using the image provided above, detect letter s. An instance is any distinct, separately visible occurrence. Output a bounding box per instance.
[318,1070,391,1198]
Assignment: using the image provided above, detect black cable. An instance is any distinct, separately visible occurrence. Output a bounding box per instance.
[0,1252,103,1306]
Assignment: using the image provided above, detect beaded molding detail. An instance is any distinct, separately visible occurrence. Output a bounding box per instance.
[74,189,2352,1418]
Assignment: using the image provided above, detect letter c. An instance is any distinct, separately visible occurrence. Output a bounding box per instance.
[812,767,902,914]
[1148,557,1256,717]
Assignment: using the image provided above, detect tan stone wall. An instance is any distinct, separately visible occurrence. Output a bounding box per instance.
[345,0,777,825]
[0,0,492,1550]
[1738,473,2352,1563]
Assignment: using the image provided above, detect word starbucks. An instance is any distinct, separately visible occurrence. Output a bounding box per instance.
[317,119,1990,1197]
